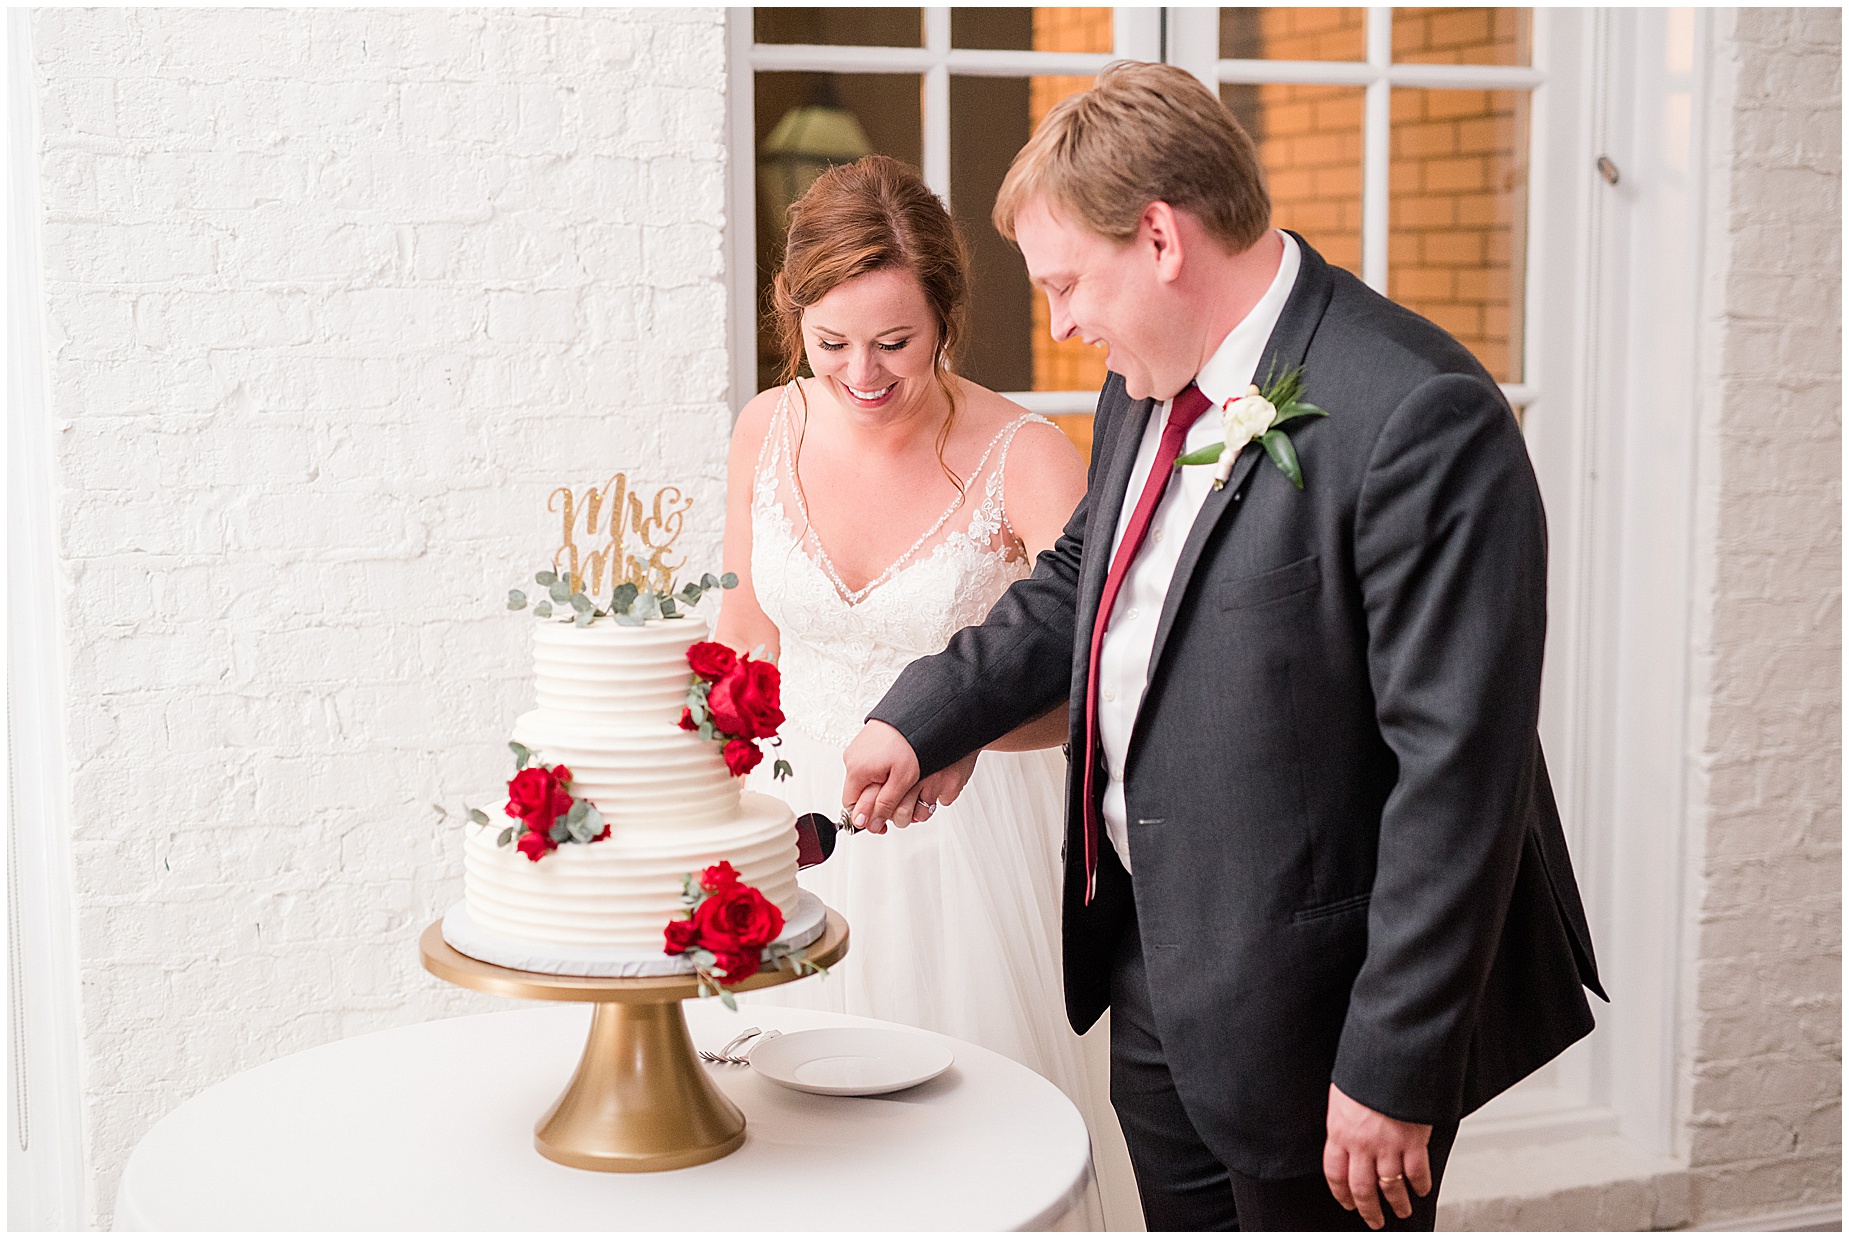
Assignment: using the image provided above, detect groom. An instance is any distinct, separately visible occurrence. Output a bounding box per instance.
[842,62,1605,1231]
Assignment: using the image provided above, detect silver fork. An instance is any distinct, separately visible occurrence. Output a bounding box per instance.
[698,1027,781,1065]
[698,1027,763,1065]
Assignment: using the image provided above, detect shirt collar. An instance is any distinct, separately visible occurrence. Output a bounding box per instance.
[1191,230,1302,411]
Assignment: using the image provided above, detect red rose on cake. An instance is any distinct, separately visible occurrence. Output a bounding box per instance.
[506,763,574,832]
[663,861,787,991]
[516,829,557,863]
[686,641,738,683]
[723,738,762,777]
[707,659,784,740]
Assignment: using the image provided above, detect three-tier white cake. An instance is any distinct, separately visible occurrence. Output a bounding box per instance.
[446,615,806,972]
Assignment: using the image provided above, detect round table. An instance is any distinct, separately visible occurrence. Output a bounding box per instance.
[113,1003,1094,1231]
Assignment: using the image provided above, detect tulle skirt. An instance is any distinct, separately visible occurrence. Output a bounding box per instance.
[747,728,1136,1230]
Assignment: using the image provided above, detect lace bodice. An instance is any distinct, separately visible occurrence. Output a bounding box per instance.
[751,382,1053,748]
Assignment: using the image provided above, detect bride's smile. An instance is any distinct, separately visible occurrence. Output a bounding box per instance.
[800,266,945,426]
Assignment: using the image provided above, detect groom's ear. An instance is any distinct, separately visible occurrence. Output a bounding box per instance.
[1141,200,1186,284]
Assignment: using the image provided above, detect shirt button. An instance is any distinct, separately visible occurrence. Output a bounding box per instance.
[1103,687,1117,703]
[1152,529,1164,542]
[1126,607,1139,621]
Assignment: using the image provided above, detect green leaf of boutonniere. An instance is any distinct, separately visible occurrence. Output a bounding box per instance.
[1260,428,1303,490]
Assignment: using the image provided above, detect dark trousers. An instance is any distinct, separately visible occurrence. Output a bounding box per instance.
[1108,904,1459,1231]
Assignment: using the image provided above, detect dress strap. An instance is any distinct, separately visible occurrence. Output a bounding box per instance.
[986,413,1056,550]
[752,382,797,513]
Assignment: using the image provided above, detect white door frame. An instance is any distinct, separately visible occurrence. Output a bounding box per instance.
[721,4,1710,1159]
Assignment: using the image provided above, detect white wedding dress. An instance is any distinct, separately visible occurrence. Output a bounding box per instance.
[743,383,1134,1231]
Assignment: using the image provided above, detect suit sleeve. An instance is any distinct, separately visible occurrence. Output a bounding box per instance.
[1332,372,1549,1124]
[866,382,1120,776]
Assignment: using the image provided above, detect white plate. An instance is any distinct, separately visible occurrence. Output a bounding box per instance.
[750,1027,954,1097]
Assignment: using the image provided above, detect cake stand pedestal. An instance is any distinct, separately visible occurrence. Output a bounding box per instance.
[418,910,848,1173]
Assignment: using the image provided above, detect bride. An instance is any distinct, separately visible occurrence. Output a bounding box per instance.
[715,155,1134,1228]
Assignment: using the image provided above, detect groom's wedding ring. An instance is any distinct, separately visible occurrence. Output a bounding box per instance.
[1378,1174,1405,1185]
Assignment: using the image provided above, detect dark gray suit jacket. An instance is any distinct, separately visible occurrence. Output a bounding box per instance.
[869,235,1606,1179]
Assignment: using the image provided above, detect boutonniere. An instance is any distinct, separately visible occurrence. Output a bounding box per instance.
[1175,364,1328,491]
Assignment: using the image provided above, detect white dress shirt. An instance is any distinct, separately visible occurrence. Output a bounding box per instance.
[1097,230,1301,873]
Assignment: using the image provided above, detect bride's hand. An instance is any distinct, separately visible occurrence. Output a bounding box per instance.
[909,751,979,824]
[842,721,922,835]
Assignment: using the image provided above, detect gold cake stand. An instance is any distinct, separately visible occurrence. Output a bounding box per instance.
[419,910,848,1173]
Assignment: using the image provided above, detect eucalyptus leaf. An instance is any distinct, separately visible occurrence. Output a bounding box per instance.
[507,589,528,610]
[533,601,553,619]
[659,598,679,619]
[548,579,571,604]
[569,818,594,844]
[1260,428,1304,490]
[509,740,532,768]
[565,798,588,825]
[468,807,490,825]
[535,570,558,587]
[570,592,592,613]
[549,822,569,843]
[720,572,738,589]
[612,611,645,626]
[584,805,605,833]
[701,573,719,590]
[629,591,662,622]
[773,758,793,781]
[497,826,514,847]
[698,721,717,741]
[610,582,640,612]
[721,991,738,1012]
[573,609,594,627]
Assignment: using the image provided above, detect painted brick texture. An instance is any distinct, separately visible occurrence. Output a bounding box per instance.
[31,8,731,1225]
[1687,6,1841,1227]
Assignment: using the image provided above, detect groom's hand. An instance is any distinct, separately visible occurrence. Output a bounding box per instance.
[1322,1084,1434,1229]
[842,721,921,835]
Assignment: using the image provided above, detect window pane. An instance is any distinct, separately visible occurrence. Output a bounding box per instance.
[754,72,923,394]
[1391,8,1531,66]
[754,8,923,49]
[1388,88,1529,383]
[1220,8,1368,61]
[948,73,1104,397]
[952,7,1112,53]
[1223,82,1364,278]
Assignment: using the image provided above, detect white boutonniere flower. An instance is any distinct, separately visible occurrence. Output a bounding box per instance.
[1214,385,1276,486]
[1174,364,1328,490]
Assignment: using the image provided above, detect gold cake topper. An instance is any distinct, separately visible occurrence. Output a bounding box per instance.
[550,473,691,597]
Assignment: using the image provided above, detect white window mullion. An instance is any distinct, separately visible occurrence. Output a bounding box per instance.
[922,8,951,205]
[1362,7,1393,293]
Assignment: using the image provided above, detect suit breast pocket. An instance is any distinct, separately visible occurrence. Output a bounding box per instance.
[1217,554,1321,611]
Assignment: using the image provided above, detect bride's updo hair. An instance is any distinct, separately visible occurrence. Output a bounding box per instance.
[772,155,972,491]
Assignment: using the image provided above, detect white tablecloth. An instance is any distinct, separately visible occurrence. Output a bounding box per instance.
[114,1002,1094,1231]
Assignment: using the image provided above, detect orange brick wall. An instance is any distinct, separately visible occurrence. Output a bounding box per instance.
[1242,7,1530,382]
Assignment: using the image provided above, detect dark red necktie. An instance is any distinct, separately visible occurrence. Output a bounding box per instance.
[1081,382,1215,904]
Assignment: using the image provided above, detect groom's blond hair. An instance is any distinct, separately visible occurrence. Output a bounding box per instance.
[994,60,1271,253]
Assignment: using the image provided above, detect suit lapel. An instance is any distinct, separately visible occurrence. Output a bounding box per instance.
[1137,234,1338,718]
[1074,388,1156,642]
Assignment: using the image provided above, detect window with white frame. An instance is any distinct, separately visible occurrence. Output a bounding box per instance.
[728,8,1538,458]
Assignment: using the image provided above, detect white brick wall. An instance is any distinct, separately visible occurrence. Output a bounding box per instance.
[30,9,732,1225]
[1686,6,1841,1227]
